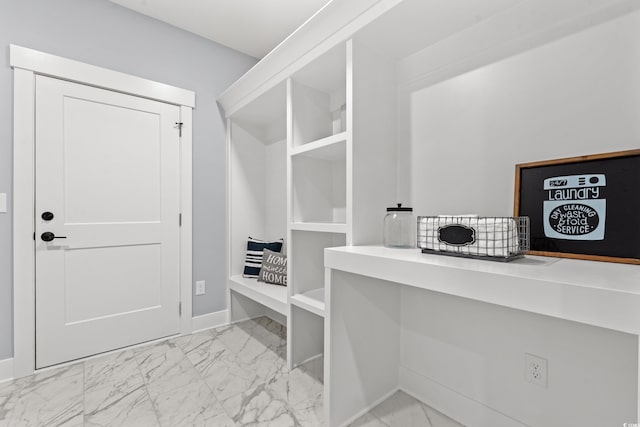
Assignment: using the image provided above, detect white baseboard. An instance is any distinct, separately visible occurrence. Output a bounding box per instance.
[338,387,400,427]
[192,309,229,332]
[399,366,526,427]
[263,307,286,326]
[0,358,14,383]
[295,352,323,369]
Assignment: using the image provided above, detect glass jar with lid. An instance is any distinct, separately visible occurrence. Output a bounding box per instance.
[383,203,415,248]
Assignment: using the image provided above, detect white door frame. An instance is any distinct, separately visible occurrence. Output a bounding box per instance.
[11,45,195,378]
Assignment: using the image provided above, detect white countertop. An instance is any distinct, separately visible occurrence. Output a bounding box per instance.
[325,246,640,335]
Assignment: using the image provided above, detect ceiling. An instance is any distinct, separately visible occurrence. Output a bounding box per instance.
[109,0,331,58]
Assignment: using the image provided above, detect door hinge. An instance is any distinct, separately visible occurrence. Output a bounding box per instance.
[33,232,35,241]
[175,122,184,137]
[179,302,182,316]
[179,213,182,227]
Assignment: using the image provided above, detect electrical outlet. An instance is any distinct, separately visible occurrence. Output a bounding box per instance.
[525,353,548,388]
[195,280,206,296]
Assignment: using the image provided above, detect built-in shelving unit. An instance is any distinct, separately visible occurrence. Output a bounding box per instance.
[224,36,397,370]
[219,0,640,424]
[224,41,353,369]
[286,42,352,368]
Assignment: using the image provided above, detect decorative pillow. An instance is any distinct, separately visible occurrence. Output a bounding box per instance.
[243,237,283,278]
[258,249,287,286]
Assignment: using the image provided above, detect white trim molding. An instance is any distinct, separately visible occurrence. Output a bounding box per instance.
[11,45,195,378]
[10,45,195,108]
[192,310,229,333]
[179,105,194,337]
[399,367,524,427]
[0,358,14,383]
[13,67,36,379]
[338,387,400,427]
[217,0,402,116]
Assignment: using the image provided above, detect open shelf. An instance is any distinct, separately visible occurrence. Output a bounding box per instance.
[290,230,346,296]
[291,43,347,147]
[290,222,347,234]
[229,275,288,316]
[291,288,325,317]
[290,303,324,368]
[292,149,346,224]
[290,132,346,160]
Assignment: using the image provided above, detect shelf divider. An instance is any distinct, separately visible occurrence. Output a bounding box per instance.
[290,222,347,234]
[291,132,347,160]
[229,275,288,316]
[290,288,325,317]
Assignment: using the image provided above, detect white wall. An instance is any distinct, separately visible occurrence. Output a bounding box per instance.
[0,0,257,359]
[409,9,640,216]
[401,287,637,426]
[401,9,640,426]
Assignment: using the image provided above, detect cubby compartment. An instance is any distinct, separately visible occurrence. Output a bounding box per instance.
[290,43,347,147]
[290,304,324,369]
[289,230,346,317]
[291,145,347,226]
[227,83,288,320]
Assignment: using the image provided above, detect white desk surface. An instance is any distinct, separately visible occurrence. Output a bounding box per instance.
[325,246,640,335]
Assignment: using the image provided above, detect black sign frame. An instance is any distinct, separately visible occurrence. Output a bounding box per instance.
[514,149,640,265]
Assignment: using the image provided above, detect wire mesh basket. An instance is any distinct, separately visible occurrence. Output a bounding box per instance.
[417,216,530,262]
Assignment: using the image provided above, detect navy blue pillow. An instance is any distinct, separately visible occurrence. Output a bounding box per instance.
[243,237,284,278]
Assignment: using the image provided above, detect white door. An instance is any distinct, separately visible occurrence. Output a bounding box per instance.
[35,75,182,369]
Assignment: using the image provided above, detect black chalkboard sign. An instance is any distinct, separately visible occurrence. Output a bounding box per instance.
[514,150,640,265]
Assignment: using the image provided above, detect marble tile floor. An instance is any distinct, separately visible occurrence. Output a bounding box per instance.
[0,317,462,427]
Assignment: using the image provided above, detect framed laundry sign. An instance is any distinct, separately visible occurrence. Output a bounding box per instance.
[514,149,640,264]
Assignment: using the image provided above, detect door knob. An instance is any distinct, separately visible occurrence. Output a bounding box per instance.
[41,212,54,221]
[41,232,67,242]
